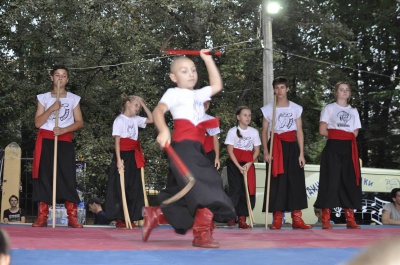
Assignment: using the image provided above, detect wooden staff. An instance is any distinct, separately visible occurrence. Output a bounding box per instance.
[141,167,149,207]
[265,94,277,230]
[52,80,60,228]
[161,143,195,206]
[119,160,133,229]
[243,171,255,227]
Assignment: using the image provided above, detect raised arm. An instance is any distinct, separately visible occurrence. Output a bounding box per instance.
[137,97,154,124]
[200,49,223,96]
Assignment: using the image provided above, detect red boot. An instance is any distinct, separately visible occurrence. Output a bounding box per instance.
[32,202,49,227]
[270,211,282,230]
[238,216,251,229]
[291,210,313,229]
[345,208,360,229]
[321,208,332,229]
[192,208,219,248]
[65,201,83,228]
[115,219,127,229]
[142,206,167,241]
[227,219,236,228]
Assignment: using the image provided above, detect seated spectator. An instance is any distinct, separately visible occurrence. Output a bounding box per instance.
[381,188,400,225]
[0,229,11,265]
[87,197,109,225]
[3,195,25,223]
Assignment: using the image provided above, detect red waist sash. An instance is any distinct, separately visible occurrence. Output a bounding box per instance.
[172,118,219,144]
[328,129,360,186]
[272,131,296,177]
[203,135,214,153]
[119,138,145,168]
[32,129,73,179]
[229,148,256,195]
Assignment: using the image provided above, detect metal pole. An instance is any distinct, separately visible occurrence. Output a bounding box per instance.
[263,0,274,106]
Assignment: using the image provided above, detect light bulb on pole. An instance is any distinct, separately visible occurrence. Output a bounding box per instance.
[262,0,281,106]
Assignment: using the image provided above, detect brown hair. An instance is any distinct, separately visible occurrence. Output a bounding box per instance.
[120,95,140,114]
[333,81,352,100]
[50,65,69,76]
[8,195,18,203]
[235,106,251,138]
[272,76,289,88]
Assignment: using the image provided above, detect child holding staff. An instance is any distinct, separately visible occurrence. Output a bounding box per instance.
[32,65,83,228]
[224,106,261,229]
[105,95,153,229]
[261,76,312,230]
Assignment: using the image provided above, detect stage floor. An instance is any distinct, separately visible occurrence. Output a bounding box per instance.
[2,224,400,265]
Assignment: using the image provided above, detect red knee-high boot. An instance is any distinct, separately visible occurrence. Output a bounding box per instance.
[238,216,251,229]
[192,208,219,248]
[270,211,282,230]
[32,202,49,227]
[142,206,168,241]
[345,208,360,229]
[291,210,313,229]
[321,208,332,229]
[65,201,83,228]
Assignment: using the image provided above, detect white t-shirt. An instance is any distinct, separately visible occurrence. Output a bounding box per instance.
[37,92,80,131]
[203,114,220,136]
[260,101,302,134]
[320,103,361,132]
[224,126,261,151]
[383,203,400,220]
[112,114,147,140]
[159,86,212,126]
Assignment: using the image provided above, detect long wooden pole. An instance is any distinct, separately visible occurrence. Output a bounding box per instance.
[119,160,132,229]
[52,80,60,228]
[141,167,149,207]
[243,171,255,227]
[265,94,277,229]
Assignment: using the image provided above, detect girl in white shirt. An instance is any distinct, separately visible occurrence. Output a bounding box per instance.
[224,106,261,229]
[314,81,362,229]
[105,95,153,229]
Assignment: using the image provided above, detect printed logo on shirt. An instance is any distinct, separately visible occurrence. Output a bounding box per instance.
[336,111,351,128]
[127,124,137,138]
[236,136,253,150]
[277,112,294,129]
[49,103,70,121]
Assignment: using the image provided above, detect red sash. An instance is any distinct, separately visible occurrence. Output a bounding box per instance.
[172,118,219,144]
[203,135,214,153]
[271,131,296,177]
[328,129,361,186]
[32,129,73,179]
[229,149,256,195]
[119,138,145,168]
